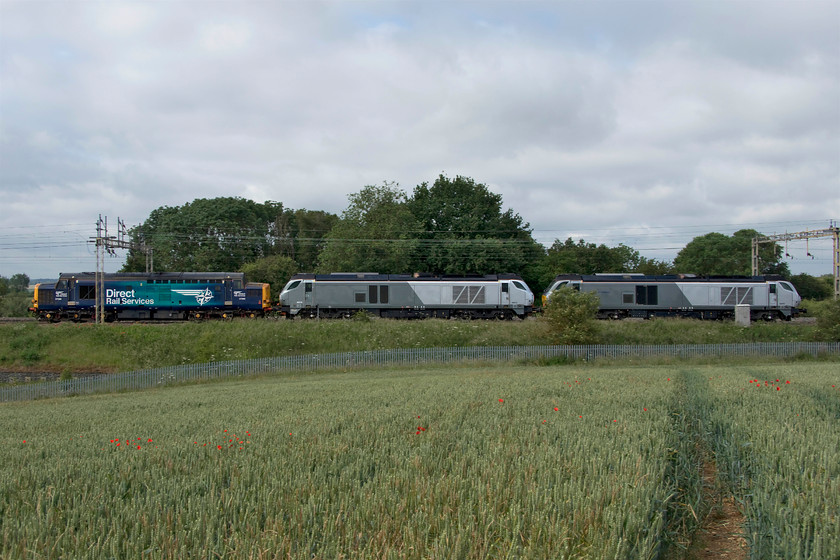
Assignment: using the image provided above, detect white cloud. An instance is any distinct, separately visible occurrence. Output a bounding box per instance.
[0,0,837,278]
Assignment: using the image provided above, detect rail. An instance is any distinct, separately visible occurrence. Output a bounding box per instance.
[1,342,838,402]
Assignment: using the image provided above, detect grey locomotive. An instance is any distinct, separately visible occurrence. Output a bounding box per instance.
[278,273,534,319]
[543,274,802,320]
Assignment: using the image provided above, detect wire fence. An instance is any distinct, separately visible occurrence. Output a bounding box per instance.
[2,342,838,403]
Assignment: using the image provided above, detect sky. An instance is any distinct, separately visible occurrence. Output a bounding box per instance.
[1,0,838,281]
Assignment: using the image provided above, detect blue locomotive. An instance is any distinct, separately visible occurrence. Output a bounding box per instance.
[30,272,271,322]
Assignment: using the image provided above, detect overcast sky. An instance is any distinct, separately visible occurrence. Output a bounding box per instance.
[1,0,838,280]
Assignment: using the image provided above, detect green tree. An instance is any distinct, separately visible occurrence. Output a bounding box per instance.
[815,298,840,341]
[317,183,421,273]
[408,174,543,283]
[540,286,600,345]
[535,238,644,290]
[123,198,284,272]
[635,257,676,276]
[674,229,788,276]
[791,273,834,300]
[240,255,298,298]
[9,273,30,292]
[288,210,339,272]
[0,277,8,297]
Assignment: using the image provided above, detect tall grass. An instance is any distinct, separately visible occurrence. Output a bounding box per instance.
[0,316,820,373]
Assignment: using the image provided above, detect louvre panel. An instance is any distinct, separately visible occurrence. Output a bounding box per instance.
[469,286,485,304]
[722,287,754,306]
[738,287,753,305]
[453,286,485,304]
[722,287,735,305]
[453,286,468,304]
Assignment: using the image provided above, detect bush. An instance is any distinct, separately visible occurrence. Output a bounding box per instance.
[0,293,31,317]
[815,298,840,341]
[540,286,600,344]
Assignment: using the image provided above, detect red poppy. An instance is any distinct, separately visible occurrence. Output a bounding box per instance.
[217,445,222,450]
[499,398,504,403]
[786,381,790,384]
[776,387,780,391]
[554,407,559,411]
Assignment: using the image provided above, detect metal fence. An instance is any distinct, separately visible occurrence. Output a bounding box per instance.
[2,342,838,402]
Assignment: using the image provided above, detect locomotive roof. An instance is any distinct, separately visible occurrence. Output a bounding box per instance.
[57,272,246,281]
[551,273,786,283]
[290,273,525,282]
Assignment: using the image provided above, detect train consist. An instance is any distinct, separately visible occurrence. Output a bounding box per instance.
[278,273,535,319]
[543,274,803,320]
[29,269,803,323]
[30,272,270,322]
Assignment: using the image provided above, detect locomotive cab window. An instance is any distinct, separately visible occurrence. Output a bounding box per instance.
[502,283,509,293]
[380,285,389,304]
[79,285,96,300]
[623,293,634,304]
[369,285,378,304]
[770,284,777,294]
[355,292,366,303]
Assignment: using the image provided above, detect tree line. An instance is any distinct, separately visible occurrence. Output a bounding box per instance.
[121,174,834,299]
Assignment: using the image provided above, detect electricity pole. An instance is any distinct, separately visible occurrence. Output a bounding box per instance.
[752,222,840,299]
[89,216,150,324]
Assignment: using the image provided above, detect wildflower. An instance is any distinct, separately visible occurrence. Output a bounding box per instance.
[498,398,504,403]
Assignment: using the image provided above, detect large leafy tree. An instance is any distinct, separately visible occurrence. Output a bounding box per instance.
[240,255,299,296]
[123,198,284,272]
[535,238,653,291]
[316,183,421,273]
[8,273,30,292]
[287,209,339,272]
[407,174,543,282]
[790,273,833,300]
[674,229,788,276]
